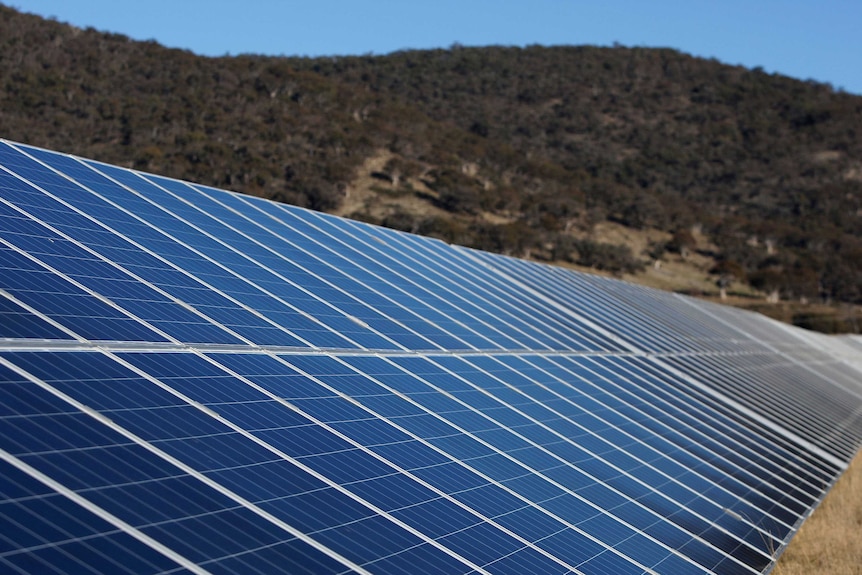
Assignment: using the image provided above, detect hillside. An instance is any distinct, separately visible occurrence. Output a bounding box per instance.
[2,5,861,329]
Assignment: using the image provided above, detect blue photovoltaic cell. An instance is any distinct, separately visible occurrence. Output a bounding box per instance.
[0,459,191,575]
[142,173,405,351]
[0,294,73,341]
[340,219,624,353]
[0,244,169,343]
[0,139,859,575]
[0,352,386,575]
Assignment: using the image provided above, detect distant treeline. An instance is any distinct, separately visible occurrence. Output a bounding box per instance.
[1,5,861,304]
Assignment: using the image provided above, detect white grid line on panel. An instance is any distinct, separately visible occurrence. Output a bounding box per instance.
[397,354,772,570]
[103,349,496,575]
[138,173,431,353]
[674,351,855,456]
[63,157,326,351]
[0,227,177,346]
[195,349,603,575]
[126,170,411,353]
[0,354,376,575]
[261,352,661,575]
[0,161,248,346]
[595,354,827,499]
[299,210,578,352]
[12,144,325,350]
[0,371,209,575]
[0,338,624,356]
[0,287,86,343]
[644,353,846,470]
[334,217,613,353]
[64,158,338,351]
[463,242,848,470]
[286,205,523,351]
[455,246,645,354]
[229,192,488,352]
[498,352,803,530]
[294,353,727,575]
[541,353,815,516]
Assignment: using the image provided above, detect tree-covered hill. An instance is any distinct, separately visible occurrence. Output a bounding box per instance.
[2,5,861,315]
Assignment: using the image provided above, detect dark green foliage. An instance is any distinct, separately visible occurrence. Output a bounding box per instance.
[570,239,645,275]
[425,168,485,214]
[380,208,418,233]
[711,259,747,282]
[667,228,697,256]
[646,240,668,260]
[2,6,862,304]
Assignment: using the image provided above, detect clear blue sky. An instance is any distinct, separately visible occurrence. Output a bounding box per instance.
[9,0,862,94]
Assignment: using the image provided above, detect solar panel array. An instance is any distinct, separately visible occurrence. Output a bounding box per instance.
[0,138,860,575]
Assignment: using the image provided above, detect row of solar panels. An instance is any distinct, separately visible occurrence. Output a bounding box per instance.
[0,139,860,574]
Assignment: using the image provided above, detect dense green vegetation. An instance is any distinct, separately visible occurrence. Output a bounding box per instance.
[2,5,861,311]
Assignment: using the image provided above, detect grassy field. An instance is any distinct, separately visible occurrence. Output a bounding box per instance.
[772,450,862,574]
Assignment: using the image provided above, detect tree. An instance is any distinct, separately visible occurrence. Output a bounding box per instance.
[711,260,746,299]
[668,228,697,258]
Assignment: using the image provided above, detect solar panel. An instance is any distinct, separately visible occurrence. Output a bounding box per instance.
[0,138,859,575]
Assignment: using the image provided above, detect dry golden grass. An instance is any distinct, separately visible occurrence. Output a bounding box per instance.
[772,449,862,574]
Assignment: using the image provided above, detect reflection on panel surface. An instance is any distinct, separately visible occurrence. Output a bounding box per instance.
[1,139,860,575]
